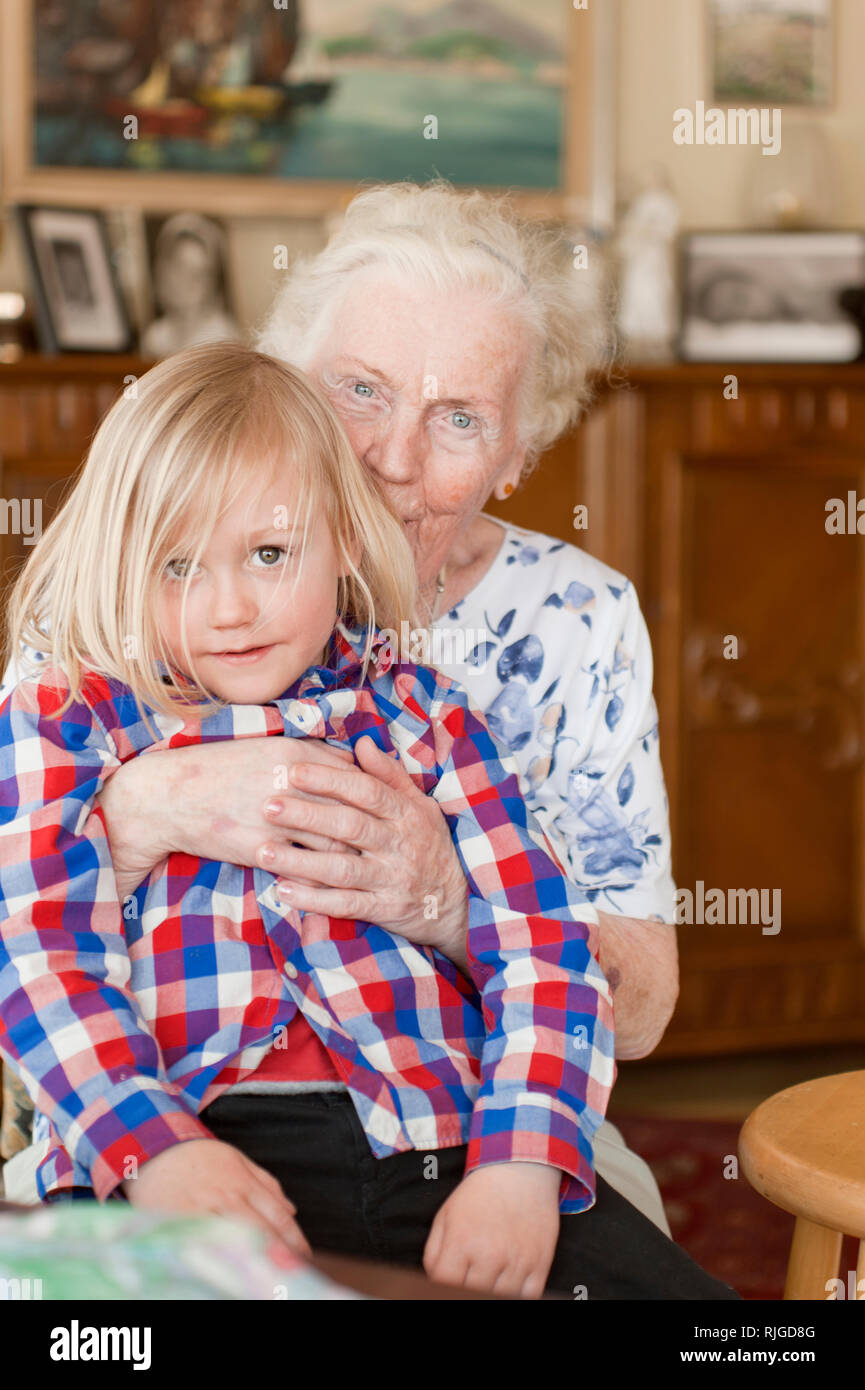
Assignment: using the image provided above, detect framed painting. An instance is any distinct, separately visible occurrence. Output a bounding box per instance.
[707,0,833,107]
[0,0,611,219]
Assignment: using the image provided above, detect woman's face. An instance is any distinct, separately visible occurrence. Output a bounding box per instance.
[306,267,532,587]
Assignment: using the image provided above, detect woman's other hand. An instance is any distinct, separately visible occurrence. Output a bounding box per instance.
[258,735,470,958]
[96,736,357,901]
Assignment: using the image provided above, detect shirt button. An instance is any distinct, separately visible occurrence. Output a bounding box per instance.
[284,962,298,979]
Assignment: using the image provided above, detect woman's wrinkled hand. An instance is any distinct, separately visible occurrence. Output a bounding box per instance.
[257,735,470,955]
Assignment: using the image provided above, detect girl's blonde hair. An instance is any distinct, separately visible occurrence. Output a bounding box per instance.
[6,341,418,721]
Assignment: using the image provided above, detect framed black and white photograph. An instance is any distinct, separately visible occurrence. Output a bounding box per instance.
[679,231,865,362]
[15,205,134,353]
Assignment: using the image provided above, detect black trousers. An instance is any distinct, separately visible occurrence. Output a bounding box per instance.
[201,1090,742,1301]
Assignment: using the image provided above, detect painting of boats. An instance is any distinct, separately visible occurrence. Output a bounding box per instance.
[29,0,566,189]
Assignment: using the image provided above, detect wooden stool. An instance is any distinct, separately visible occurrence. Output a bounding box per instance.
[739,1070,865,1300]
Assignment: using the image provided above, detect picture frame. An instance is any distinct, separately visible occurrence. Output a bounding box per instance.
[0,0,611,221]
[678,231,865,363]
[15,205,135,354]
[707,0,834,108]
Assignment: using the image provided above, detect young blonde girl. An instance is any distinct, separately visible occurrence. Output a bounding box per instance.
[0,342,614,1298]
[6,340,417,722]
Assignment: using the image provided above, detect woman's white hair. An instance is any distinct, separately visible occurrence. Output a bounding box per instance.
[256,180,614,470]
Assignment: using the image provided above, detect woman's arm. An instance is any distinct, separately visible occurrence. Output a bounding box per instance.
[435,903,677,1059]
[589,912,678,1060]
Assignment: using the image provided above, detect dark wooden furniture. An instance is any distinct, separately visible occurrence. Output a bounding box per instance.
[4,356,865,1059]
[488,362,865,1058]
[0,355,144,610]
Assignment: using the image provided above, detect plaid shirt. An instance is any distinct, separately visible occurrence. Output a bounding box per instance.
[0,626,615,1211]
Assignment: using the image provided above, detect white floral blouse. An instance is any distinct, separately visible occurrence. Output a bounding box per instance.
[431,517,676,923]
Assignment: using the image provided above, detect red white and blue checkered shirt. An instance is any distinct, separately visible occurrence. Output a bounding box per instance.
[0,626,615,1211]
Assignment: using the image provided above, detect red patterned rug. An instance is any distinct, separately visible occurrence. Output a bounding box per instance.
[612,1114,859,1301]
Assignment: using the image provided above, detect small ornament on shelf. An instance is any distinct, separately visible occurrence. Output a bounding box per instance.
[614,168,680,363]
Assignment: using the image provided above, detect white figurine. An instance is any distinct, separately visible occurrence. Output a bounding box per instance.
[142,213,241,359]
[615,171,680,358]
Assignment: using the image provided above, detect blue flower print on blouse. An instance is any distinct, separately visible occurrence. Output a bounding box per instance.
[557,766,662,905]
[505,542,541,567]
[432,523,675,922]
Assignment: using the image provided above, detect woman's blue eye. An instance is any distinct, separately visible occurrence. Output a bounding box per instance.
[353,382,374,397]
[451,411,473,429]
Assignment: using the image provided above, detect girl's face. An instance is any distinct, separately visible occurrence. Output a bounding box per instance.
[156,458,345,704]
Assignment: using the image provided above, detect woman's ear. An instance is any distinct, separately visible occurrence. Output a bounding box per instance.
[492,447,527,501]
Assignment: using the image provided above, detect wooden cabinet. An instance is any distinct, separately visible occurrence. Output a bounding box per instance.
[0,356,144,623]
[489,362,865,1057]
[4,356,865,1058]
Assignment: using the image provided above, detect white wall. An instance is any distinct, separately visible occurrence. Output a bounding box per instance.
[616,0,865,229]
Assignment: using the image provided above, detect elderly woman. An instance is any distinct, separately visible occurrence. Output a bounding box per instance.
[3,183,725,1298]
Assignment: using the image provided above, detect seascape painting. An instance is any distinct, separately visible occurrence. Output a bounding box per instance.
[32,0,567,189]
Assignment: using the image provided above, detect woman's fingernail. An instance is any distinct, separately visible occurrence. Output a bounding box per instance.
[277,884,294,899]
[260,846,276,865]
[264,800,284,817]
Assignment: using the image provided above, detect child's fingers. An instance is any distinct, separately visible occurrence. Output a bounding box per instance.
[243,1159,297,1213]
[518,1269,548,1301]
[423,1216,471,1289]
[243,1186,312,1258]
[425,1243,471,1290]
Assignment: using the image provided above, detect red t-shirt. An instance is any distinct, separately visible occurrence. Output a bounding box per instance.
[245,1011,343,1083]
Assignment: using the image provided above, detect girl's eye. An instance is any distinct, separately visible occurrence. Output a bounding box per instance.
[451,411,474,430]
[165,558,199,579]
[252,545,290,567]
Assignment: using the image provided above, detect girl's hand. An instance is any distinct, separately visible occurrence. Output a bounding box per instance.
[257,736,470,956]
[119,1138,312,1257]
[96,736,357,900]
[423,1162,562,1298]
